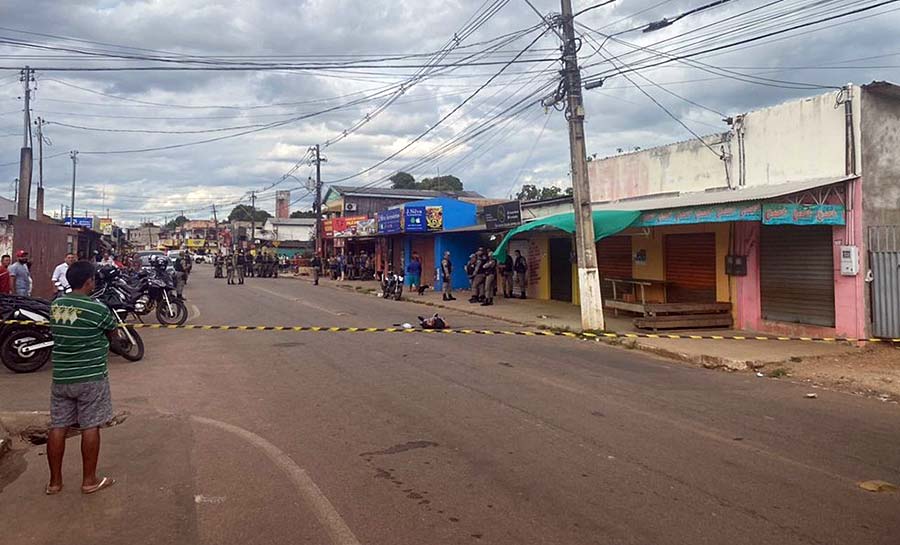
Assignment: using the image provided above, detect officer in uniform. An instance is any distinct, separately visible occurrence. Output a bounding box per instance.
[481,250,497,306]
[469,248,486,303]
[236,251,246,285]
[225,253,235,285]
[440,251,455,301]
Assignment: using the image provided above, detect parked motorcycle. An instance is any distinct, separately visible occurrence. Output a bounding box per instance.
[0,291,144,374]
[95,261,187,326]
[381,271,404,301]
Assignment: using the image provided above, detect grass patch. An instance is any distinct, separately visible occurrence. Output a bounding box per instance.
[768,367,789,378]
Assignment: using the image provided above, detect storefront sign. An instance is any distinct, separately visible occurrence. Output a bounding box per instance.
[334,215,369,237]
[63,216,94,229]
[186,238,206,248]
[323,219,334,238]
[762,203,845,225]
[356,218,377,236]
[634,203,761,227]
[404,206,426,233]
[377,208,402,234]
[99,218,113,236]
[484,201,522,229]
[425,206,443,232]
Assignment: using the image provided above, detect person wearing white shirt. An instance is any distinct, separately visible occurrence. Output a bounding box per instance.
[52,253,77,294]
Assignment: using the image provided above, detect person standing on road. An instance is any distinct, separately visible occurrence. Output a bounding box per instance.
[46,259,118,496]
[481,250,497,306]
[236,251,246,285]
[310,252,322,286]
[0,254,11,295]
[226,253,235,285]
[9,249,33,296]
[182,251,193,284]
[52,253,77,296]
[501,252,514,298]
[469,248,486,304]
[440,251,455,301]
[406,252,422,292]
[513,250,528,299]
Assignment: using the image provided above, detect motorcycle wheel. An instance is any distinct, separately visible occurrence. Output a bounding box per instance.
[110,326,144,362]
[156,299,188,326]
[1,328,52,373]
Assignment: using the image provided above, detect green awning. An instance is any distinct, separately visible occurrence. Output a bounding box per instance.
[494,210,640,261]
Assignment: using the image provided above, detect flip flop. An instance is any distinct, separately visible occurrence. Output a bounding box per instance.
[81,476,116,495]
[45,484,63,495]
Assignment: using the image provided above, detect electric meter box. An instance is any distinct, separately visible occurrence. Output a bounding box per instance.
[840,245,859,276]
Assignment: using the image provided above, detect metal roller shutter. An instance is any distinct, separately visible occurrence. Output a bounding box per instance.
[597,236,632,301]
[664,233,717,303]
[760,225,834,327]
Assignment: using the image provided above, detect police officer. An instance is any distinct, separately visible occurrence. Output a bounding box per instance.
[440,251,455,301]
[236,251,246,285]
[469,248,486,304]
[226,253,235,285]
[481,250,497,306]
[310,252,322,285]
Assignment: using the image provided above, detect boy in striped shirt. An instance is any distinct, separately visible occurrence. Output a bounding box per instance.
[46,260,117,495]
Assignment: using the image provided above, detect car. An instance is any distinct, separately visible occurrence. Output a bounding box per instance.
[194,255,213,264]
[136,250,174,273]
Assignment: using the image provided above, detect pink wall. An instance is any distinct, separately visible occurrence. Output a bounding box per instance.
[732,181,866,338]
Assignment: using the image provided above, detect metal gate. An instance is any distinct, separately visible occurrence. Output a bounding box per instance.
[869,226,900,338]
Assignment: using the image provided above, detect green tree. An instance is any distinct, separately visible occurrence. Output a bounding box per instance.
[165,215,190,230]
[289,209,317,219]
[419,175,463,191]
[515,184,573,201]
[228,205,271,223]
[390,171,417,189]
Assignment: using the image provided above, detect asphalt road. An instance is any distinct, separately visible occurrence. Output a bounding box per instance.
[1,265,899,545]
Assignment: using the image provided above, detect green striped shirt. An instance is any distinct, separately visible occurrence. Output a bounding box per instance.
[50,293,116,384]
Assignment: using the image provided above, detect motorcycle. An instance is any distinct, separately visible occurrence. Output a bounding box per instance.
[0,291,144,374]
[381,271,404,301]
[97,264,187,326]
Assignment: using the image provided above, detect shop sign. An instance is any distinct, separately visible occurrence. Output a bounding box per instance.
[323,219,334,238]
[185,238,206,248]
[99,218,113,236]
[377,208,402,234]
[484,201,522,229]
[356,218,377,236]
[425,206,443,232]
[334,215,369,237]
[762,203,845,225]
[634,203,761,227]
[404,206,426,233]
[63,216,94,229]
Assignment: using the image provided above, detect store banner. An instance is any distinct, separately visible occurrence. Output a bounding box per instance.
[484,201,522,229]
[404,206,426,233]
[762,203,845,225]
[635,203,761,227]
[356,218,377,236]
[323,219,334,238]
[334,215,369,237]
[63,217,94,229]
[378,208,402,234]
[425,206,443,232]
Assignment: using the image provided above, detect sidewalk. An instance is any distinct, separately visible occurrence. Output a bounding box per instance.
[298,274,863,373]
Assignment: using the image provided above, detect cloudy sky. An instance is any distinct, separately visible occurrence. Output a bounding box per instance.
[1,0,898,226]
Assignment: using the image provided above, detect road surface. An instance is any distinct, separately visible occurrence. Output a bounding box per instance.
[1,265,898,544]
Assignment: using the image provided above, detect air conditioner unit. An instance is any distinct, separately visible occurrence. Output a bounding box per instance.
[344,203,358,212]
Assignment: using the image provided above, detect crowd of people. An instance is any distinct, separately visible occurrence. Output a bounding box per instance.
[459,247,528,306]
[326,251,374,281]
[213,251,283,285]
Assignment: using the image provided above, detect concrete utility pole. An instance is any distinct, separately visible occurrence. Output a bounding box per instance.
[249,191,257,242]
[17,67,34,220]
[559,0,605,331]
[310,144,325,254]
[69,150,78,226]
[35,117,45,219]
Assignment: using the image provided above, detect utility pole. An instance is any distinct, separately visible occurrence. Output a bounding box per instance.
[35,117,46,219]
[69,151,78,226]
[249,191,257,243]
[310,144,326,254]
[17,67,34,220]
[559,0,605,330]
[211,203,219,251]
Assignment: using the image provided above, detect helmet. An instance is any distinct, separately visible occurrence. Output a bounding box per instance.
[15,249,27,258]
[95,265,119,284]
[149,255,168,268]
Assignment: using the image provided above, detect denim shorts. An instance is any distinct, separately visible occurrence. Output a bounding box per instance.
[50,378,113,429]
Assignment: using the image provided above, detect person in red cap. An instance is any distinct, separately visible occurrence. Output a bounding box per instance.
[9,249,33,296]
[0,254,11,295]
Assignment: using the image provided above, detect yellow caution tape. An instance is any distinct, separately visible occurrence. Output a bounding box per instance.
[2,319,898,343]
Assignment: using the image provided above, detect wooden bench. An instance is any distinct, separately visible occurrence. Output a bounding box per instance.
[634,302,733,330]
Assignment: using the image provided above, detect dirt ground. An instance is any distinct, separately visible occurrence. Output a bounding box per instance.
[763,344,900,401]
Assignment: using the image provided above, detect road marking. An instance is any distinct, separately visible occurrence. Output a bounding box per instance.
[194,494,227,504]
[251,285,347,316]
[189,303,201,322]
[191,415,361,545]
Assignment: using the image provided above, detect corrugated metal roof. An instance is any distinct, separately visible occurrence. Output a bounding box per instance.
[328,185,484,199]
[592,176,856,211]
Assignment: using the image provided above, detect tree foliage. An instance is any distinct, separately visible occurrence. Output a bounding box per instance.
[515,184,574,201]
[289,209,318,219]
[228,205,271,223]
[165,215,189,230]
[419,175,463,191]
[389,171,417,189]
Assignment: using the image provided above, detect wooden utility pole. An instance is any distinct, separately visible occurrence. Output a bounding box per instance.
[249,192,257,242]
[35,117,45,220]
[310,144,325,254]
[17,67,34,220]
[559,0,605,330]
